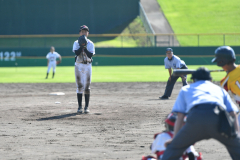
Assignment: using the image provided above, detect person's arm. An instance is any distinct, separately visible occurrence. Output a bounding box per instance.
[59,55,62,62]
[47,59,49,66]
[164,113,185,147]
[168,68,172,81]
[58,54,62,62]
[84,48,93,58]
[74,47,83,56]
[223,89,239,131]
[229,112,239,132]
[173,113,185,137]
[84,42,95,58]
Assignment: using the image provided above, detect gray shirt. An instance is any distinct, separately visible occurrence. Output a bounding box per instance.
[164,55,186,69]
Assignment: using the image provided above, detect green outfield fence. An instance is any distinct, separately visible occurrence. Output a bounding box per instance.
[2,55,239,67]
[0,33,240,48]
[0,47,239,67]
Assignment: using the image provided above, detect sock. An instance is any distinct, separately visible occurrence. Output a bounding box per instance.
[77,93,82,109]
[187,152,195,160]
[52,72,55,78]
[46,73,49,78]
[84,94,90,109]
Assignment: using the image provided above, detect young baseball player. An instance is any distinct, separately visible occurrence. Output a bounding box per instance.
[45,46,61,79]
[72,25,95,114]
[160,48,188,100]
[161,67,240,160]
[212,46,240,133]
[142,113,202,160]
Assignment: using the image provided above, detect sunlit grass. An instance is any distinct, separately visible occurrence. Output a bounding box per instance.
[0,65,226,83]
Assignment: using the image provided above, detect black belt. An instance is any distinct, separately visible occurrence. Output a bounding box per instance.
[81,62,91,64]
[193,103,218,110]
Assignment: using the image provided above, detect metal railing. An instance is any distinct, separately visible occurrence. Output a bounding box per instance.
[139,2,155,46]
[0,33,240,48]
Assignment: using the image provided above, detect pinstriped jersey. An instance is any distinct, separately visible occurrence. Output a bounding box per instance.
[220,65,240,102]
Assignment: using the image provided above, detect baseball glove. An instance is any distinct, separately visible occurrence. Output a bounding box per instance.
[56,60,61,65]
[78,35,87,48]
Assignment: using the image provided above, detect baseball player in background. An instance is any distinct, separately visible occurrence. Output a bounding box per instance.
[72,25,95,114]
[161,67,240,160]
[45,46,61,79]
[142,113,202,160]
[212,46,240,134]
[159,48,188,100]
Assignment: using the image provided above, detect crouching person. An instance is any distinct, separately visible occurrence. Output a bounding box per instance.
[142,113,202,160]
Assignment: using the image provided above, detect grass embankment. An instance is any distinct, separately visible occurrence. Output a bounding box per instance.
[0,65,225,83]
[95,17,150,47]
[157,0,240,46]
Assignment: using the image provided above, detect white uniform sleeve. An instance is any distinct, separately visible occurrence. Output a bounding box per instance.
[72,41,80,53]
[87,41,95,55]
[151,133,171,153]
[46,53,49,59]
[164,58,171,69]
[172,89,187,114]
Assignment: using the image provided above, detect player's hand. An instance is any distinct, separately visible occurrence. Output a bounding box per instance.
[168,77,171,82]
[164,139,173,147]
[81,45,87,49]
[79,46,86,52]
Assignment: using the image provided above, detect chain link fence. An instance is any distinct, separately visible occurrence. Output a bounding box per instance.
[139,2,156,46]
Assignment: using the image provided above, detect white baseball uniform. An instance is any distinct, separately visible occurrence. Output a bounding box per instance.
[72,38,95,94]
[151,131,200,159]
[46,52,60,73]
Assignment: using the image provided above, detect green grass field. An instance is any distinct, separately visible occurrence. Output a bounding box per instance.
[0,65,225,83]
[157,0,240,46]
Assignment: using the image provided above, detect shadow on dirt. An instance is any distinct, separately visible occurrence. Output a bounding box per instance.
[36,113,77,121]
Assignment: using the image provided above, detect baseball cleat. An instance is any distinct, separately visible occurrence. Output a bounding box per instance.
[77,107,83,113]
[84,109,90,114]
[159,95,169,100]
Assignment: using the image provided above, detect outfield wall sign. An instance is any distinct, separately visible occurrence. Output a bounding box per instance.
[0,51,21,61]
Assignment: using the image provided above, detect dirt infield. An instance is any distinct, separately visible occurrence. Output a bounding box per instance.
[0,82,232,159]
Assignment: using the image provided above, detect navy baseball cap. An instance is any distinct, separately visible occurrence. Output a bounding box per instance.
[79,25,89,32]
[191,67,212,81]
[166,48,173,52]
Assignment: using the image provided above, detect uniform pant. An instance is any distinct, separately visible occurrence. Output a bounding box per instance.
[162,104,240,160]
[47,61,56,73]
[75,63,92,94]
[238,114,240,135]
[163,66,188,97]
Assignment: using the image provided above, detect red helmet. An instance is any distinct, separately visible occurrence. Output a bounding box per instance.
[165,113,177,131]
